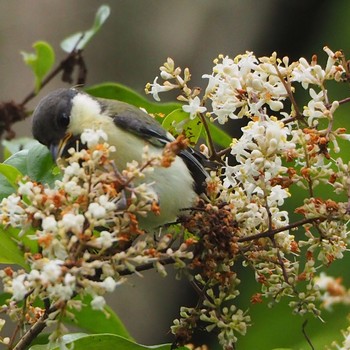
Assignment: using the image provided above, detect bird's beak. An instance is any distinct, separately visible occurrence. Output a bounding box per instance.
[50,132,73,161]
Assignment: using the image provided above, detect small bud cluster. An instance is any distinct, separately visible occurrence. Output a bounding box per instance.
[147,47,350,348]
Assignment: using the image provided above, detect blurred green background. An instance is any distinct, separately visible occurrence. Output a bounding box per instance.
[1,1,350,349]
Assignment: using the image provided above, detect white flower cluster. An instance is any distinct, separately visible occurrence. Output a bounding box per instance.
[0,129,191,322]
[221,116,293,250]
[146,47,350,347]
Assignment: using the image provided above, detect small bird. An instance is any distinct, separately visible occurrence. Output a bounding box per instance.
[32,88,208,229]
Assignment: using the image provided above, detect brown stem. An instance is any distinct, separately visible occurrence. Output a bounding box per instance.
[237,217,325,243]
[20,50,83,107]
[12,301,63,350]
[270,236,289,284]
[326,96,350,109]
[216,146,231,158]
[273,63,302,120]
[302,320,315,350]
[197,112,220,161]
[118,256,176,276]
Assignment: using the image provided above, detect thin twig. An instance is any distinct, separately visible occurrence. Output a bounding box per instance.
[118,256,176,276]
[237,217,324,243]
[326,96,350,109]
[20,34,86,107]
[273,62,302,120]
[12,301,63,350]
[197,112,219,161]
[302,320,315,350]
[20,50,82,107]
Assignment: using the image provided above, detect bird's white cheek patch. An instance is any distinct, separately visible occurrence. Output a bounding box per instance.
[69,94,104,133]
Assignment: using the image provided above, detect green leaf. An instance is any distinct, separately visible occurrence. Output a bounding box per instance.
[65,295,132,340]
[162,109,203,145]
[26,143,60,186]
[0,163,23,199]
[0,226,29,268]
[0,164,22,189]
[85,83,181,119]
[4,150,29,176]
[2,137,39,158]
[29,333,173,350]
[0,175,17,199]
[21,41,55,92]
[61,5,111,53]
[205,122,232,148]
[3,144,60,186]
[0,292,11,305]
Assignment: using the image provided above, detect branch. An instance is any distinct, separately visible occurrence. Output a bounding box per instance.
[118,256,176,276]
[20,49,85,107]
[12,301,63,350]
[273,63,303,123]
[237,217,325,243]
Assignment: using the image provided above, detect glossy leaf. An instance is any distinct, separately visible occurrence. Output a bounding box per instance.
[21,41,55,92]
[0,176,16,200]
[4,150,30,176]
[65,295,132,340]
[0,226,28,268]
[205,122,232,148]
[162,109,202,145]
[0,163,22,189]
[61,5,111,53]
[85,83,181,119]
[0,163,23,199]
[2,137,39,159]
[4,144,60,186]
[26,143,61,186]
[29,333,176,350]
[0,293,11,305]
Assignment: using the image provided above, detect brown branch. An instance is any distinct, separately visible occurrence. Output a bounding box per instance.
[326,96,350,109]
[197,111,220,162]
[12,301,63,350]
[20,49,85,107]
[302,320,315,350]
[118,256,176,276]
[273,63,302,121]
[237,217,325,243]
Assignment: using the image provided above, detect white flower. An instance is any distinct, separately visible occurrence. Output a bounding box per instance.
[81,129,108,148]
[64,162,82,177]
[12,275,28,300]
[18,181,34,196]
[64,273,76,285]
[182,96,207,119]
[41,260,63,284]
[147,77,173,101]
[99,195,116,211]
[267,185,290,207]
[42,216,58,232]
[63,180,85,197]
[61,213,85,233]
[314,272,334,290]
[94,231,115,249]
[47,283,74,300]
[91,295,106,310]
[101,276,118,292]
[88,203,106,219]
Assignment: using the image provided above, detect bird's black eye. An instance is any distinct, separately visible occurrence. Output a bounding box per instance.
[57,112,70,129]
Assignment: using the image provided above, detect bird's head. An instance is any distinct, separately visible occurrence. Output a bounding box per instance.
[32,88,101,160]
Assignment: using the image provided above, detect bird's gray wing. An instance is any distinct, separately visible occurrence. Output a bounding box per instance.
[99,98,172,147]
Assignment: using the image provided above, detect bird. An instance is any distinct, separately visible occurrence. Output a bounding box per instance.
[31,87,208,230]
